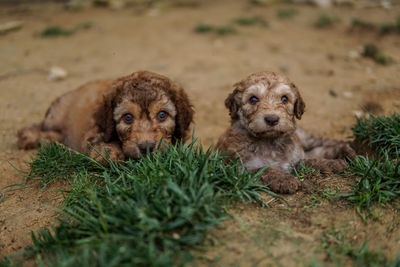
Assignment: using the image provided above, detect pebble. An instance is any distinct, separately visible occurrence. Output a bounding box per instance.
[343,91,353,99]
[352,110,365,119]
[47,66,68,81]
[347,50,361,60]
[0,21,23,35]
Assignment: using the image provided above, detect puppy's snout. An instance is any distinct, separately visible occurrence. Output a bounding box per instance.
[264,115,280,126]
[138,141,156,155]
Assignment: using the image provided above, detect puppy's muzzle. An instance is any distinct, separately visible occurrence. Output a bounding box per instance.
[138,140,156,155]
[264,114,280,126]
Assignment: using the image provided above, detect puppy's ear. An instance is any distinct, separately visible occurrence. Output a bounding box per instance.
[171,88,194,143]
[291,83,306,120]
[225,88,242,121]
[93,83,121,143]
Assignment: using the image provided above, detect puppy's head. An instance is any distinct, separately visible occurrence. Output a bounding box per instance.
[97,71,193,159]
[225,71,305,139]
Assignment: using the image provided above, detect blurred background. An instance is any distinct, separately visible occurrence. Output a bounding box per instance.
[1,0,399,149]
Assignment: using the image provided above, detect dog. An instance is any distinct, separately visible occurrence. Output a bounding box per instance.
[17,71,194,164]
[216,71,355,193]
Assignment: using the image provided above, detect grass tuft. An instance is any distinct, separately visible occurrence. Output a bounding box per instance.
[40,22,92,37]
[315,15,338,28]
[4,140,272,266]
[362,43,392,65]
[277,8,297,19]
[215,25,237,35]
[194,24,237,35]
[351,16,400,35]
[194,24,214,33]
[293,161,319,182]
[339,153,400,219]
[339,113,400,219]
[320,229,398,266]
[351,18,376,31]
[233,16,268,27]
[352,113,400,157]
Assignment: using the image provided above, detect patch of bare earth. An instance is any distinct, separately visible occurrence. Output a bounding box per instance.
[0,1,399,264]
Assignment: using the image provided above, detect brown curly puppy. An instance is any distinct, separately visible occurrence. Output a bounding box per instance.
[216,71,355,194]
[17,71,194,163]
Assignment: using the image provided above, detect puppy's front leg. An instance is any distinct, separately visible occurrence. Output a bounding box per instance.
[88,142,125,165]
[260,168,301,194]
[302,158,348,174]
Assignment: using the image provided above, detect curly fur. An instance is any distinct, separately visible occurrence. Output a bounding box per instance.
[217,71,355,194]
[17,71,194,164]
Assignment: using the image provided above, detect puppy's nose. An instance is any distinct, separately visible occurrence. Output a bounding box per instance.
[264,115,280,126]
[138,141,156,155]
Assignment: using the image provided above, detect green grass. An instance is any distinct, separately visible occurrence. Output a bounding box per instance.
[351,16,400,35]
[194,24,214,33]
[362,43,392,65]
[41,22,92,37]
[320,229,399,266]
[215,25,237,35]
[351,18,376,31]
[315,15,338,28]
[2,140,273,266]
[277,8,297,19]
[233,16,268,27]
[338,114,400,219]
[339,153,400,219]
[194,24,237,35]
[293,161,319,182]
[352,113,400,157]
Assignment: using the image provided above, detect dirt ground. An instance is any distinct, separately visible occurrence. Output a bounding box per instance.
[0,1,400,265]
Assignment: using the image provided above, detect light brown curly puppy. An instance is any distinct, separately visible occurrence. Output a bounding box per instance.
[216,71,355,194]
[17,71,194,163]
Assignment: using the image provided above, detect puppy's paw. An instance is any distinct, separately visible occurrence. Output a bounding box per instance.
[261,171,301,194]
[16,126,40,149]
[311,158,348,174]
[90,143,125,165]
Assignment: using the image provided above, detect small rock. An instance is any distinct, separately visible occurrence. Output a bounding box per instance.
[0,21,23,35]
[352,110,365,118]
[293,0,332,7]
[347,50,361,60]
[393,101,400,107]
[312,0,333,7]
[172,232,180,239]
[365,67,373,74]
[381,0,391,9]
[343,91,353,99]
[47,66,68,81]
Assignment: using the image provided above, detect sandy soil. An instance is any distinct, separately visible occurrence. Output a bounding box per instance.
[0,1,399,265]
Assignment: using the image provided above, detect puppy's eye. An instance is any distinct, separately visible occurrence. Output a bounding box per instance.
[157,111,168,121]
[281,95,288,103]
[249,96,259,104]
[123,113,134,124]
